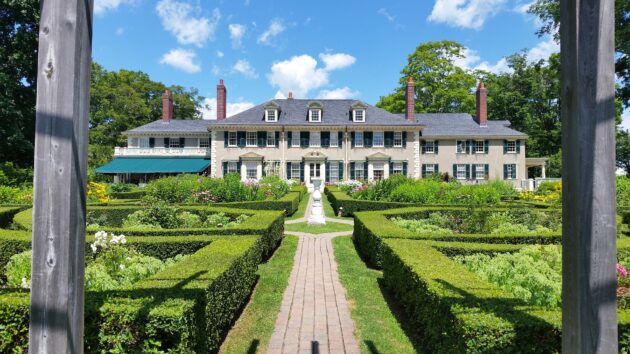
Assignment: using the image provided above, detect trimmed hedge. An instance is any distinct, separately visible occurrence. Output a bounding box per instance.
[0,207,25,228]
[110,190,146,199]
[209,191,302,216]
[0,236,265,352]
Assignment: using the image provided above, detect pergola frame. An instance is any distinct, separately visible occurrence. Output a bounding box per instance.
[28,0,617,352]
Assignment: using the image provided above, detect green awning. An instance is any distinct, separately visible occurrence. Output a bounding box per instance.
[96,158,210,174]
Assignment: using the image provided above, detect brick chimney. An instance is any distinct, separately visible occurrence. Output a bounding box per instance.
[162,89,173,123]
[217,79,227,120]
[288,91,293,100]
[405,77,415,122]
[475,81,488,126]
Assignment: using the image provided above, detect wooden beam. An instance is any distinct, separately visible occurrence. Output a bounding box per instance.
[561,0,617,352]
[29,0,93,352]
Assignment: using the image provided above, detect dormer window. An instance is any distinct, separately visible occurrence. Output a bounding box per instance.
[351,101,368,122]
[309,109,321,122]
[266,109,277,122]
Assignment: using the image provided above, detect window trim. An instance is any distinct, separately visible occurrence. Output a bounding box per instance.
[506,140,517,153]
[291,131,301,148]
[393,131,403,147]
[199,137,209,148]
[373,162,385,181]
[228,131,237,147]
[456,140,467,154]
[169,137,180,148]
[353,109,365,122]
[246,131,257,147]
[329,132,339,147]
[227,161,238,174]
[265,109,278,122]
[425,164,435,174]
[309,109,322,122]
[139,137,150,148]
[392,162,403,174]
[266,131,276,147]
[456,164,467,180]
[355,131,364,148]
[309,131,321,147]
[474,140,485,154]
[474,164,486,180]
[355,163,365,180]
[291,162,301,180]
[506,164,517,179]
[424,140,436,154]
[373,131,384,147]
[329,163,339,183]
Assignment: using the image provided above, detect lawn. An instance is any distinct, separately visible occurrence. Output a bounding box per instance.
[332,236,421,354]
[285,221,353,234]
[286,191,310,220]
[219,236,298,354]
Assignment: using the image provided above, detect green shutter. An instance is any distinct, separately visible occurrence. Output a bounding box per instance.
[421,140,426,154]
[364,161,368,176]
[325,161,330,183]
[350,162,355,180]
[338,132,344,148]
[237,132,246,147]
[485,164,489,179]
[351,132,355,148]
[402,132,407,148]
[339,162,344,180]
[402,161,408,176]
[164,137,170,148]
[179,137,185,147]
[364,132,373,147]
[149,138,155,148]
[224,132,228,148]
[286,162,291,179]
[452,164,457,178]
[384,132,394,148]
[275,132,280,147]
[435,164,439,174]
[422,164,427,178]
[485,140,489,154]
[257,131,266,147]
[512,164,517,179]
[516,140,521,154]
[466,140,472,154]
[300,131,309,148]
[236,161,242,175]
[389,162,394,175]
[435,140,439,154]
[223,162,228,177]
[503,140,508,154]
[300,162,305,182]
[503,164,508,179]
[287,132,292,148]
[321,131,330,147]
[466,164,471,179]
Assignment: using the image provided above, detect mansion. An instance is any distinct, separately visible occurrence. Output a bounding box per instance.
[97,79,546,190]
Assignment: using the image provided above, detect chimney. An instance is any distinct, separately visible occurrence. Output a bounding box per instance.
[217,79,227,120]
[162,89,173,123]
[405,77,415,122]
[475,81,488,126]
[288,91,293,100]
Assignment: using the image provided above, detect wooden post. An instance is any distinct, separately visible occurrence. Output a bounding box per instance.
[29,0,93,352]
[561,0,617,352]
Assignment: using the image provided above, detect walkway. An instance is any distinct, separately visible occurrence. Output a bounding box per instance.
[267,192,360,354]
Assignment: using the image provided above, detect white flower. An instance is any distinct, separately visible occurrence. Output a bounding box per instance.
[21,277,30,289]
[90,243,98,253]
[119,264,125,270]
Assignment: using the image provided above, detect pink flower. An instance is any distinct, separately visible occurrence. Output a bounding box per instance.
[617,263,628,278]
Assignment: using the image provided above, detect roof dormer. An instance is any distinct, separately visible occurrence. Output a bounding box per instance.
[264,101,280,122]
[307,101,323,122]
[351,101,368,122]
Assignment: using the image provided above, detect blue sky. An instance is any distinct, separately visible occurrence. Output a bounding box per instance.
[92,0,629,129]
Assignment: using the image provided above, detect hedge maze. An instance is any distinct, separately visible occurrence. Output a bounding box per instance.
[353,207,630,353]
[0,205,285,353]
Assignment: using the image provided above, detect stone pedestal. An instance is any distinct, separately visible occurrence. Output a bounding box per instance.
[308,179,326,225]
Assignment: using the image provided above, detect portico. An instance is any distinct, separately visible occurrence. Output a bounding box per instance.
[303,151,327,192]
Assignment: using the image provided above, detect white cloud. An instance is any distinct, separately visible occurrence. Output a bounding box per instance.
[267,52,356,98]
[428,0,507,30]
[232,59,259,79]
[211,64,221,76]
[94,0,136,15]
[159,48,201,73]
[216,50,225,58]
[257,19,286,45]
[475,58,512,74]
[155,0,220,47]
[317,87,360,99]
[622,109,630,131]
[319,53,357,71]
[228,23,247,48]
[115,27,125,36]
[527,36,559,62]
[201,98,255,120]
[377,8,395,22]
[453,47,512,74]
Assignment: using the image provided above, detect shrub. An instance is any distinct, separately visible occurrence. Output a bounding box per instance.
[108,183,135,193]
[5,251,31,288]
[0,186,32,205]
[391,216,454,236]
[619,176,630,207]
[88,182,110,203]
[121,203,250,230]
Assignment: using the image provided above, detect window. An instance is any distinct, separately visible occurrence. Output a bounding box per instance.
[373,131,384,147]
[373,162,385,181]
[130,138,139,148]
[266,132,276,147]
[392,162,403,175]
[425,141,436,154]
[474,140,485,153]
[355,163,365,180]
[353,109,365,122]
[393,132,403,147]
[264,161,280,176]
[139,138,150,148]
[329,132,339,147]
[355,132,364,147]
[266,109,277,122]
[246,131,257,147]
[310,132,321,147]
[506,141,517,153]
[199,138,209,148]
[474,164,486,180]
[291,162,301,180]
[291,131,301,147]
[227,162,238,174]
[426,164,435,174]
[309,109,321,122]
[505,164,517,179]
[228,132,237,147]
[329,163,339,183]
[169,138,180,148]
[246,163,258,179]
[457,140,467,154]
[456,164,467,180]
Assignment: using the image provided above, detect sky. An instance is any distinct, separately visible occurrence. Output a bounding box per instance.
[92,0,630,129]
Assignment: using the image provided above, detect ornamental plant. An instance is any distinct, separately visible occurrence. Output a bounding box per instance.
[87,181,110,203]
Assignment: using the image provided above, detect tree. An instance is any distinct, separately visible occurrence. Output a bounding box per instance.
[0,0,39,167]
[376,41,477,114]
[528,0,630,107]
[618,129,630,177]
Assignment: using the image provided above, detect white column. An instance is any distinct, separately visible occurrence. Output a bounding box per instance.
[368,162,374,181]
[541,165,546,179]
[241,163,247,181]
[257,162,263,180]
[384,162,390,179]
[320,163,326,191]
[305,163,311,189]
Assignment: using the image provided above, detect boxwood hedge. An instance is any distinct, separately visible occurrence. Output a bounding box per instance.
[0,207,27,228]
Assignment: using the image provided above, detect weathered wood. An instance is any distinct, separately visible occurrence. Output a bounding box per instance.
[561,0,617,352]
[29,0,93,352]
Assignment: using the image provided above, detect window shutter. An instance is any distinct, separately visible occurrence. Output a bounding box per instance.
[338,132,344,148]
[466,140,472,154]
[237,131,246,147]
[325,161,330,183]
[321,131,330,147]
[422,164,427,178]
[421,140,426,154]
[224,132,228,148]
[351,132,355,148]
[485,140,489,154]
[364,161,368,176]
[435,140,439,154]
[503,164,508,179]
[257,131,266,147]
[402,132,407,148]
[503,140,508,154]
[384,132,394,148]
[339,161,344,179]
[389,162,394,175]
[300,162,305,182]
[223,162,228,177]
[286,162,291,179]
[350,162,355,180]
[512,164,517,179]
[275,132,280,147]
[364,132,373,147]
[164,137,170,148]
[485,164,489,179]
[287,132,292,148]
[300,131,309,148]
[452,164,457,178]
[466,164,471,179]
[516,140,521,154]
[149,138,155,148]
[403,161,408,176]
[179,137,185,147]
[236,161,242,176]
[435,164,439,173]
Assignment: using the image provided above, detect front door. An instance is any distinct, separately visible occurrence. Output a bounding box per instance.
[310,163,321,178]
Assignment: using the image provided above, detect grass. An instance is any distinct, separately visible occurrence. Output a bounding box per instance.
[332,236,422,353]
[219,236,298,354]
[286,192,309,220]
[285,221,353,234]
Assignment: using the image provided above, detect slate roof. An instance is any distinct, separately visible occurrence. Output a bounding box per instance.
[409,113,527,138]
[125,119,209,134]
[207,99,418,126]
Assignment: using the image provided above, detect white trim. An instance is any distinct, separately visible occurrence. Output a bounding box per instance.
[393,131,403,147]
[228,131,237,147]
[309,109,322,122]
[355,131,364,147]
[373,131,384,147]
[424,140,436,154]
[265,109,278,122]
[329,131,339,147]
[266,131,276,147]
[353,109,365,122]
[246,131,257,147]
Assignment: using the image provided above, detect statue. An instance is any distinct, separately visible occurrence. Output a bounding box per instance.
[308,178,326,225]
